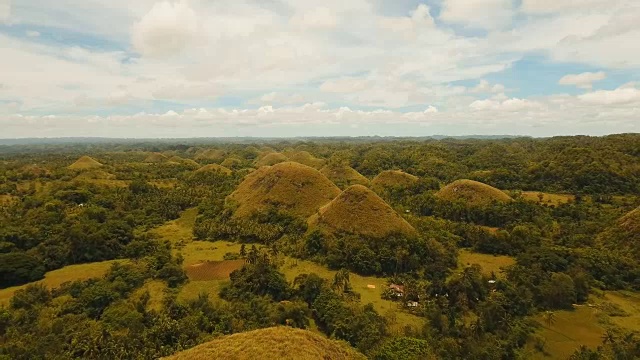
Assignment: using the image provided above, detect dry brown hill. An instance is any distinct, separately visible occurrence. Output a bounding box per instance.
[164,327,366,360]
[227,162,341,219]
[436,179,512,206]
[371,170,418,192]
[320,164,369,189]
[195,164,233,175]
[255,152,289,167]
[308,184,416,238]
[68,156,103,170]
[144,153,169,163]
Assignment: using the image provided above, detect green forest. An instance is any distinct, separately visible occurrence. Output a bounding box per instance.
[0,134,639,360]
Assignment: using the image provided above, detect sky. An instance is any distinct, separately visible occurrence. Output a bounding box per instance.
[0,0,639,138]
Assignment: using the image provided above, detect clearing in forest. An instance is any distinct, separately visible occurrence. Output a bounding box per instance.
[185,260,245,281]
[436,179,512,206]
[0,260,124,306]
[457,249,515,278]
[521,191,575,206]
[307,184,416,239]
[165,326,366,360]
[227,162,341,219]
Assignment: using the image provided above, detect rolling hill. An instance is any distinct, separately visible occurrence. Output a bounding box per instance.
[436,179,512,206]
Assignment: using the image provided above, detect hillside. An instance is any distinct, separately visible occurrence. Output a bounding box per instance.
[227,162,341,219]
[165,327,366,360]
[195,164,233,175]
[436,179,512,206]
[371,170,418,192]
[255,152,289,167]
[308,184,416,238]
[320,164,369,189]
[597,206,640,259]
[286,151,326,169]
[221,157,243,169]
[195,149,226,162]
[144,152,169,163]
[68,156,103,170]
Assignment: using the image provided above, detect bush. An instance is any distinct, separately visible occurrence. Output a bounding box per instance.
[0,252,45,288]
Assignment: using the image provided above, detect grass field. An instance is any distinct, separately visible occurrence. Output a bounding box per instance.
[0,260,123,306]
[524,307,606,359]
[458,249,515,278]
[185,260,245,281]
[151,207,199,245]
[599,291,640,332]
[133,280,167,312]
[521,191,575,206]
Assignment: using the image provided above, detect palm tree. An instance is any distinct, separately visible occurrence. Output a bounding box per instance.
[601,329,616,344]
[543,311,556,328]
[332,268,351,293]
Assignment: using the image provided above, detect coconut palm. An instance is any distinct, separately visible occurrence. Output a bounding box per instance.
[543,311,556,328]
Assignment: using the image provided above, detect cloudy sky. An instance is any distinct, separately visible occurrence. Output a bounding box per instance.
[1,0,639,138]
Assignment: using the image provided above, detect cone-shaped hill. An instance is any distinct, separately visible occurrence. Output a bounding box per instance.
[195,149,226,162]
[68,156,103,170]
[144,152,169,163]
[308,185,417,239]
[221,157,244,169]
[371,170,418,192]
[436,179,512,206]
[597,206,640,259]
[255,152,289,167]
[168,156,200,167]
[320,164,369,189]
[287,151,326,169]
[195,164,233,175]
[226,162,341,219]
[165,326,366,360]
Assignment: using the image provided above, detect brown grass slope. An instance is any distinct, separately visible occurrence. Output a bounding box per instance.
[436,179,512,206]
[227,162,341,219]
[144,152,169,163]
[164,327,366,360]
[68,156,103,170]
[255,152,289,167]
[221,157,244,169]
[308,184,417,238]
[320,164,370,189]
[597,206,640,259]
[287,151,326,169]
[371,170,418,192]
[196,164,233,175]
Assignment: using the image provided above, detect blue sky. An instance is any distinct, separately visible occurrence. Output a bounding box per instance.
[0,0,639,138]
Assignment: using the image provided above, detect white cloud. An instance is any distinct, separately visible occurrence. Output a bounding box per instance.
[0,0,11,23]
[559,72,606,89]
[471,79,505,93]
[132,1,198,57]
[424,105,438,113]
[289,7,338,29]
[470,98,544,112]
[440,0,513,30]
[520,0,614,14]
[251,92,308,105]
[578,86,640,105]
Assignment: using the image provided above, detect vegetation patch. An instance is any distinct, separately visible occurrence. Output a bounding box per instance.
[308,185,416,239]
[195,163,232,175]
[227,162,341,219]
[436,179,512,206]
[458,249,515,278]
[165,326,366,360]
[144,152,169,163]
[521,191,575,206]
[185,260,245,281]
[68,155,103,170]
[194,148,226,162]
[597,206,640,260]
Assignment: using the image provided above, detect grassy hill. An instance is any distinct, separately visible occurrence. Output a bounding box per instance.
[286,151,326,169]
[227,162,341,219]
[436,179,512,206]
[144,152,169,163]
[221,157,244,169]
[68,155,103,170]
[195,163,233,175]
[308,184,416,238]
[194,148,226,162]
[370,170,418,192]
[320,164,369,189]
[255,152,289,167]
[165,326,366,360]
